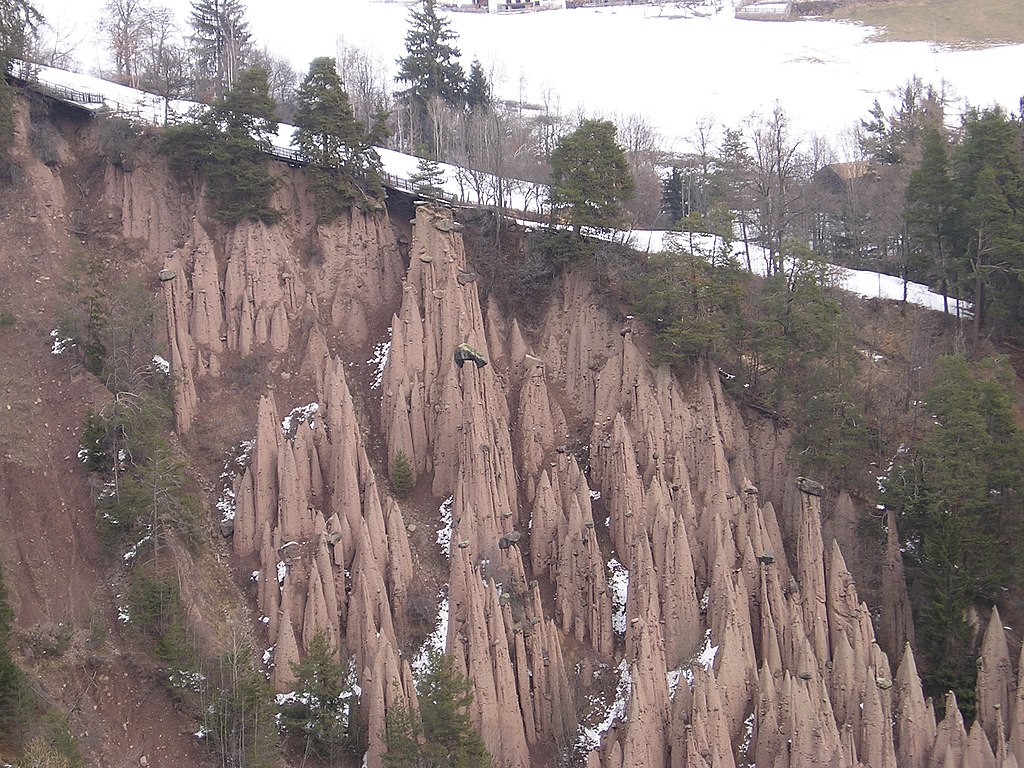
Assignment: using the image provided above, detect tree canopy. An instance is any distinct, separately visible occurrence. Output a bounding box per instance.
[0,0,40,147]
[160,65,281,223]
[293,56,383,216]
[383,651,492,768]
[189,0,251,99]
[395,0,466,109]
[548,119,635,236]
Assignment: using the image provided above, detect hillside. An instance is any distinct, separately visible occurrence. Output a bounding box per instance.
[1,88,1022,768]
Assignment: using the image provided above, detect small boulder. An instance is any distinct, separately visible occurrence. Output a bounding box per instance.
[796,476,824,497]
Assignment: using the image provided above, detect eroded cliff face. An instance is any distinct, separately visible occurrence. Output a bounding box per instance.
[5,99,1021,768]
[151,176,1024,768]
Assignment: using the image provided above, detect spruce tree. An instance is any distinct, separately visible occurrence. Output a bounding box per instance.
[390,450,415,497]
[886,355,1024,718]
[381,651,493,768]
[905,126,955,305]
[189,0,251,99]
[465,59,490,112]
[955,107,1024,337]
[416,651,491,768]
[395,0,466,151]
[548,119,635,237]
[396,0,466,108]
[293,56,383,217]
[0,0,41,150]
[410,154,445,198]
[279,632,354,761]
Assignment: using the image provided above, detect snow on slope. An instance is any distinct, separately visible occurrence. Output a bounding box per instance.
[35,0,1024,151]
[27,61,963,314]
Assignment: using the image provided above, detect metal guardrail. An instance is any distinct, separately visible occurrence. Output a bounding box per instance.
[9,60,472,207]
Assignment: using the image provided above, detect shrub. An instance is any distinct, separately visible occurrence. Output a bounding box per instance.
[98,116,141,172]
[391,451,415,497]
[29,121,61,166]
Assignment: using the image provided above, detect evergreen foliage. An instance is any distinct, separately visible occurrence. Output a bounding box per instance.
[410,153,445,197]
[395,0,466,152]
[661,167,685,225]
[390,450,415,497]
[383,651,492,768]
[0,563,28,738]
[955,107,1024,337]
[160,65,282,224]
[292,56,383,217]
[395,0,466,110]
[0,0,41,150]
[904,126,955,298]
[465,59,490,111]
[189,0,251,99]
[884,355,1024,718]
[629,244,865,484]
[548,119,635,236]
[127,568,194,668]
[203,639,278,768]
[279,632,357,760]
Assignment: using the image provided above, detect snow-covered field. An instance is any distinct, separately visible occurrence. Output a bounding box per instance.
[35,0,1024,152]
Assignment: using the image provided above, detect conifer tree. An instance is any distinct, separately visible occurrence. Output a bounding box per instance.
[885,354,1024,718]
[410,154,445,198]
[293,56,383,217]
[396,0,466,108]
[548,119,635,237]
[161,66,281,223]
[905,125,955,310]
[0,0,41,149]
[395,0,466,151]
[382,651,491,768]
[195,65,281,223]
[955,107,1024,338]
[465,59,490,112]
[189,0,251,99]
[279,632,354,761]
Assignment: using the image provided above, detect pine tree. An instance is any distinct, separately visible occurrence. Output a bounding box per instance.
[465,59,490,112]
[189,0,251,99]
[292,56,383,218]
[0,0,41,149]
[395,0,466,150]
[905,126,955,309]
[410,154,445,198]
[181,65,281,223]
[279,632,354,761]
[548,119,635,237]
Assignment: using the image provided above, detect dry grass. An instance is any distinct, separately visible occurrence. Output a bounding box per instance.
[827,0,1024,46]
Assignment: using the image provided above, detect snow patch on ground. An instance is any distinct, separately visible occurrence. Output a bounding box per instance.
[282,403,320,438]
[607,558,629,635]
[578,658,631,753]
[437,496,454,558]
[50,328,73,355]
[217,439,254,523]
[696,628,719,671]
[368,331,391,391]
[413,593,450,676]
[122,530,152,563]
